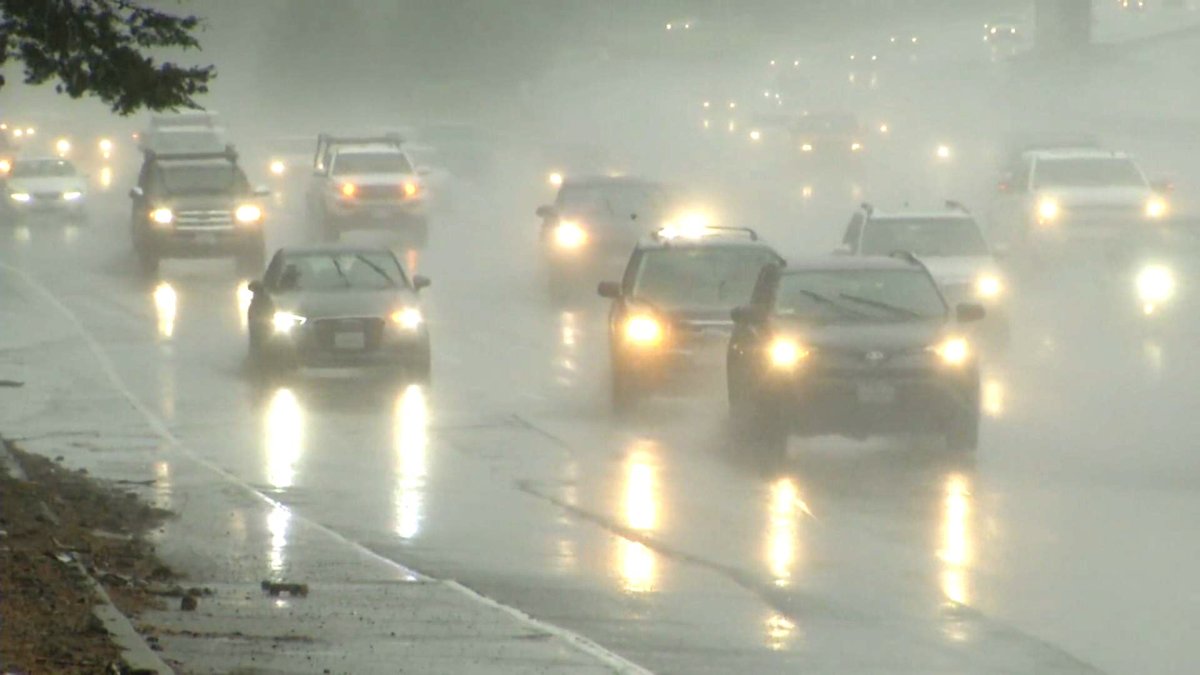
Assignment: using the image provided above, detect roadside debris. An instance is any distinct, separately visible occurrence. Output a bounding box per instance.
[261,579,310,597]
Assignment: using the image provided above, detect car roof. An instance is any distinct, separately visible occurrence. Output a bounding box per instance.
[636,230,775,252]
[332,144,407,155]
[782,256,924,273]
[1027,148,1131,161]
[153,157,235,169]
[865,210,977,223]
[278,244,400,257]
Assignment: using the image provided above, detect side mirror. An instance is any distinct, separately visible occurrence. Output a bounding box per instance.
[247,280,264,295]
[956,303,986,323]
[1151,178,1174,194]
[253,185,271,197]
[128,186,143,199]
[597,281,621,299]
[731,305,765,324]
[412,275,431,291]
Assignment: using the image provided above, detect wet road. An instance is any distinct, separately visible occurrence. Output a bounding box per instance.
[5,9,1200,675]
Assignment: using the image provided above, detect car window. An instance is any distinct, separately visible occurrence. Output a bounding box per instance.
[776,269,947,323]
[158,163,248,194]
[278,252,408,291]
[631,247,780,310]
[1033,157,1146,189]
[147,128,225,154]
[331,152,413,176]
[860,218,988,256]
[556,184,668,223]
[11,159,76,178]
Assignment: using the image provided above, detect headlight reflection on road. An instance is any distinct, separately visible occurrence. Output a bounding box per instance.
[265,388,303,490]
[152,282,177,339]
[766,477,807,587]
[617,441,660,594]
[982,378,1005,419]
[938,473,974,610]
[393,384,429,540]
[557,311,578,387]
[99,166,113,189]
[765,613,799,651]
[267,503,291,576]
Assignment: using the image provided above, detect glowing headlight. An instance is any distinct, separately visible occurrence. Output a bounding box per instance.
[935,144,952,160]
[1145,197,1168,219]
[548,172,564,187]
[98,138,113,154]
[975,274,1003,299]
[931,337,970,366]
[269,159,286,176]
[623,315,663,346]
[1037,197,1060,223]
[150,207,174,225]
[0,159,10,174]
[272,311,307,333]
[1136,265,1175,304]
[390,307,423,330]
[340,182,357,198]
[55,138,71,155]
[850,141,863,152]
[800,143,813,152]
[10,192,31,203]
[749,130,762,142]
[62,191,83,202]
[768,337,808,369]
[402,181,419,198]
[235,204,263,223]
[553,221,587,249]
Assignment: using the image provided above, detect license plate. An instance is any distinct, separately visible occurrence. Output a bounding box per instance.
[196,233,218,245]
[857,382,895,404]
[334,331,365,350]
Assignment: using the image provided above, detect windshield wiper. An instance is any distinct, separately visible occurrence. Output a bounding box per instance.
[330,258,353,288]
[794,289,870,318]
[837,293,924,318]
[354,254,395,285]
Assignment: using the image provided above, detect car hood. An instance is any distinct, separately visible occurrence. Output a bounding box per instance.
[1038,186,1151,208]
[8,176,86,194]
[919,256,997,285]
[780,319,946,354]
[331,172,417,186]
[665,307,735,332]
[160,193,245,210]
[277,288,417,320]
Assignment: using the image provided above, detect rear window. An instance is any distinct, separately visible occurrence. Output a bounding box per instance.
[331,152,413,176]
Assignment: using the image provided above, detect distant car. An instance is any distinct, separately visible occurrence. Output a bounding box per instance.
[791,112,865,160]
[537,176,675,293]
[246,245,431,378]
[983,19,1021,42]
[597,225,784,411]
[129,147,268,275]
[3,157,87,221]
[839,203,1007,322]
[306,133,428,244]
[990,148,1170,253]
[727,255,984,461]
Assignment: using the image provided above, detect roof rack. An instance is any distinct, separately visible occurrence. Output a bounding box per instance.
[652,225,760,242]
[144,145,238,163]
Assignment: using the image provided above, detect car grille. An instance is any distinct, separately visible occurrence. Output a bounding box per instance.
[310,317,384,351]
[356,185,404,201]
[1064,204,1142,222]
[33,191,61,200]
[175,209,233,230]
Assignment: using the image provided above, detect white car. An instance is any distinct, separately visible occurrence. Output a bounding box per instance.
[4,157,87,220]
[839,204,1006,315]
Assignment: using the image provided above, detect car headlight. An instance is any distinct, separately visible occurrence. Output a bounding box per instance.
[548,172,564,187]
[935,144,952,160]
[1136,265,1175,304]
[623,315,663,346]
[0,159,11,174]
[800,142,813,152]
[930,337,971,366]
[768,337,809,369]
[9,192,31,203]
[235,204,263,223]
[1037,197,1060,224]
[1145,197,1168,219]
[55,138,71,155]
[340,182,357,198]
[749,129,762,142]
[272,311,307,333]
[390,307,423,331]
[150,207,174,225]
[269,159,286,176]
[975,274,1003,299]
[850,141,863,152]
[554,221,587,249]
[98,138,114,154]
[62,191,83,202]
[402,181,419,198]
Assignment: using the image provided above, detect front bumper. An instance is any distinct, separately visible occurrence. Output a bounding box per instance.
[326,198,427,229]
[144,225,261,256]
[8,195,85,216]
[269,317,429,368]
[615,332,730,390]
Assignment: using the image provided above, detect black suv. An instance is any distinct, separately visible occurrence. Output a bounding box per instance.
[129,148,268,275]
[598,226,783,411]
[727,255,984,461]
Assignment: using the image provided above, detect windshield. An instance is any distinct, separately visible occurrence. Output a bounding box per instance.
[557,183,668,221]
[776,269,947,323]
[331,152,413,176]
[278,252,407,291]
[159,164,247,194]
[11,159,76,178]
[860,218,989,256]
[1033,157,1146,189]
[631,247,778,310]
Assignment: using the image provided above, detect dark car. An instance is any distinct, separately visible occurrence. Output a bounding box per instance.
[597,226,783,411]
[791,112,865,162]
[537,176,675,295]
[246,245,431,378]
[128,148,269,275]
[726,255,985,461]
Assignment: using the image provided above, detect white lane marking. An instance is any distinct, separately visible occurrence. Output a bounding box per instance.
[1,263,653,675]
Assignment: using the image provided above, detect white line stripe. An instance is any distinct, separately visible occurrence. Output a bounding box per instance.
[1,262,652,675]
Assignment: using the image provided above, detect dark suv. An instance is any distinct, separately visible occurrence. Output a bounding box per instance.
[129,148,268,275]
[598,226,783,411]
[726,255,984,461]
